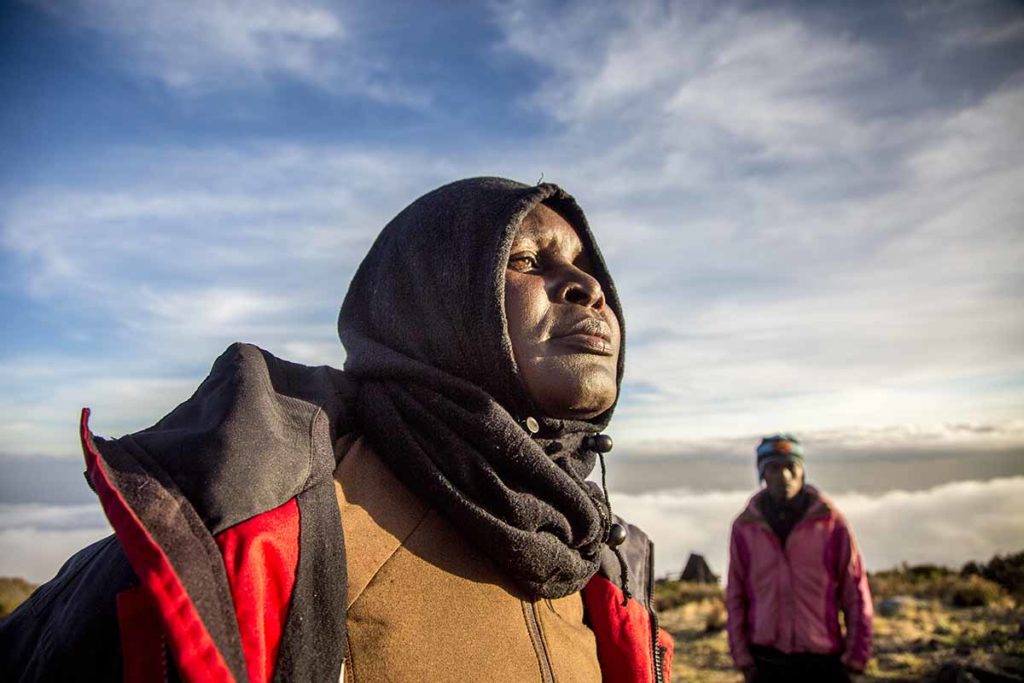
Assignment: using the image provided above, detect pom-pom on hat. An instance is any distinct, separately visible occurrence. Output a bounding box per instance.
[756,433,804,480]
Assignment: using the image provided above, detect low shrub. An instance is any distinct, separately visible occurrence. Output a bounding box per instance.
[903,564,954,582]
[963,551,1024,604]
[869,565,1008,608]
[949,575,1007,608]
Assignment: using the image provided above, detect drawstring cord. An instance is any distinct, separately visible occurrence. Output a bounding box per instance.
[539,427,633,606]
[597,449,632,605]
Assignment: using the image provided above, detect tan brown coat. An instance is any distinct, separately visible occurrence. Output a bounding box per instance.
[334,436,603,682]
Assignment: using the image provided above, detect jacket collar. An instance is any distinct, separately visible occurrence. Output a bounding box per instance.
[736,484,833,526]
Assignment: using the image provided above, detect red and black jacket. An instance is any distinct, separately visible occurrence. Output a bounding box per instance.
[0,344,672,682]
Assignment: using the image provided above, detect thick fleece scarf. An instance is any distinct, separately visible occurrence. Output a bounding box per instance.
[338,177,626,599]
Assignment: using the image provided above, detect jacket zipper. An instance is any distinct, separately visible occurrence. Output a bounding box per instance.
[759,519,808,652]
[522,600,556,683]
[646,540,666,683]
[342,634,353,683]
[161,635,170,683]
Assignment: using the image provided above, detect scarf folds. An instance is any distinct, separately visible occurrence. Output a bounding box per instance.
[356,376,610,598]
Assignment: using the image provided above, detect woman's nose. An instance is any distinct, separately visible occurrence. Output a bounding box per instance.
[554,264,604,309]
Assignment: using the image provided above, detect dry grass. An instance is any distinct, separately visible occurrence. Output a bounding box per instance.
[658,592,738,683]
[866,598,1023,681]
[655,580,725,611]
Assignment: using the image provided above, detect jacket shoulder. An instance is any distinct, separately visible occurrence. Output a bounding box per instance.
[97,342,358,533]
[803,485,846,526]
[733,490,766,528]
[0,536,135,681]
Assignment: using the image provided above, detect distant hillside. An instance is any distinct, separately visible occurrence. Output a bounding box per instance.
[0,577,37,618]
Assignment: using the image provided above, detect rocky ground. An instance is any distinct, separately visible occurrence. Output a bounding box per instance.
[656,580,1024,683]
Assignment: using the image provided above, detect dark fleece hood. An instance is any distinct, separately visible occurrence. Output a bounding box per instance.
[338,177,626,598]
[339,176,625,425]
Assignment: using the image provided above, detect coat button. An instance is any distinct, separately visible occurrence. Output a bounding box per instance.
[607,523,627,547]
[525,417,540,434]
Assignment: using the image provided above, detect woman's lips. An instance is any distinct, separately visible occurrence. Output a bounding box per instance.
[554,332,615,356]
[550,316,616,356]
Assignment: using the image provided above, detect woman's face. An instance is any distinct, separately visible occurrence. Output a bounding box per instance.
[504,203,621,420]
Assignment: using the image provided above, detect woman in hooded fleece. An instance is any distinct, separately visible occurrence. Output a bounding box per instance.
[0,178,674,682]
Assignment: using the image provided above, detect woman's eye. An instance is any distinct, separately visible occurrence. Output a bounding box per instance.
[508,254,539,271]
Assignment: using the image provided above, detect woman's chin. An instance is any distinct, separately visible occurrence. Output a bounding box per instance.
[536,383,617,421]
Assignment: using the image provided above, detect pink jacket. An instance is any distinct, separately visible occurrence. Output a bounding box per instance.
[725,486,873,672]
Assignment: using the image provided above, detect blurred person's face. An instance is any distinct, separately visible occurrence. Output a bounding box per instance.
[763,460,804,502]
[504,203,621,420]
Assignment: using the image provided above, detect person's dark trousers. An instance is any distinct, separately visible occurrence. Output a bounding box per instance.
[749,645,851,683]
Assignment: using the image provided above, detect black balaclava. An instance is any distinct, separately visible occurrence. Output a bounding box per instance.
[338,177,626,599]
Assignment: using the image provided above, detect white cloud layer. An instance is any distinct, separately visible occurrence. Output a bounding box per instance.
[4,477,1021,585]
[0,504,110,583]
[0,528,112,584]
[614,476,1024,581]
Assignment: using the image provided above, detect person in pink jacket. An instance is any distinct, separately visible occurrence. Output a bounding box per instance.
[726,434,873,682]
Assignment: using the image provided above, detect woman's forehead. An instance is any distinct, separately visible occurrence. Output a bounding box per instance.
[512,203,584,253]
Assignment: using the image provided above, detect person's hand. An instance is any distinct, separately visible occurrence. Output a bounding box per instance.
[844,665,863,682]
[742,664,758,682]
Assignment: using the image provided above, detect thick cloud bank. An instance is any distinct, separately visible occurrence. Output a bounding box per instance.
[0,504,110,584]
[613,476,1024,580]
[3,477,1022,585]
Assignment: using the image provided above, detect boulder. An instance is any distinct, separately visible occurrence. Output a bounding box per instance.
[878,596,920,617]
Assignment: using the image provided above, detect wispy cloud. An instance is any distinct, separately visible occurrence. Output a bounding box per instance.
[911,0,1024,49]
[491,0,1024,443]
[0,365,200,457]
[2,144,452,318]
[945,18,1024,48]
[28,0,422,102]
[0,145,462,455]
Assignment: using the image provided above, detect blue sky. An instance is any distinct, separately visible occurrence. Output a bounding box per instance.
[2,0,1023,460]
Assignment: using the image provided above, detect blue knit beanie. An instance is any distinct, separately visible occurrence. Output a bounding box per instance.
[756,434,804,479]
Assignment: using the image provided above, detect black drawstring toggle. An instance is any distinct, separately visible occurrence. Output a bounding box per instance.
[607,523,627,547]
[585,433,614,453]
